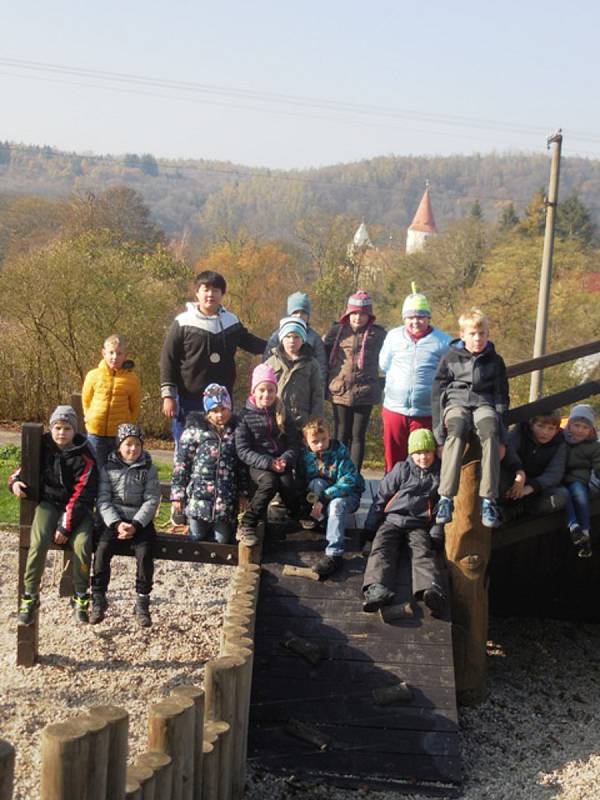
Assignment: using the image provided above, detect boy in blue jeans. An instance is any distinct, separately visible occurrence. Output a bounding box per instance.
[563,404,600,558]
[299,418,364,577]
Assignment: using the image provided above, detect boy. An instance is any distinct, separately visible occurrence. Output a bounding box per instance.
[432,308,509,529]
[82,333,141,467]
[160,270,267,448]
[91,424,161,627]
[562,404,600,558]
[9,405,97,624]
[362,429,446,615]
[266,316,324,432]
[299,418,365,577]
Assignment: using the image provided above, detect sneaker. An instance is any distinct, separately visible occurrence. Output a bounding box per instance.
[423,587,446,618]
[435,497,454,525]
[362,583,395,613]
[18,593,39,625]
[71,593,90,624]
[237,525,259,547]
[89,593,108,625]
[299,517,317,530]
[481,499,502,529]
[569,523,586,547]
[313,554,343,578]
[577,531,593,559]
[134,594,152,627]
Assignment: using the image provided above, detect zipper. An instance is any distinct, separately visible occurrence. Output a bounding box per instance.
[103,369,116,436]
[212,429,223,522]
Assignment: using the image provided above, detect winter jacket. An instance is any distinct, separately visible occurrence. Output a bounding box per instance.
[504,422,567,492]
[364,457,440,534]
[379,326,452,417]
[266,345,324,430]
[9,433,97,538]
[432,340,509,443]
[299,439,365,500]
[82,359,141,437]
[235,399,300,471]
[170,412,248,523]
[564,434,600,485]
[264,327,328,386]
[97,450,160,530]
[160,303,266,400]
[323,322,386,407]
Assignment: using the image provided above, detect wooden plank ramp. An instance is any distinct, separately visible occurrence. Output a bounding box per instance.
[248,522,462,796]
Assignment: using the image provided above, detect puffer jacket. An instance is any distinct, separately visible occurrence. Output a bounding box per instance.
[364,456,440,533]
[324,322,386,407]
[564,433,600,485]
[264,327,328,386]
[299,438,365,500]
[235,399,299,471]
[82,359,141,437]
[266,345,324,430]
[171,412,247,523]
[97,450,160,530]
[380,326,452,416]
[432,340,509,443]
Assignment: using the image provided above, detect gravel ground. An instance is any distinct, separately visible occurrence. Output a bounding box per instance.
[1,530,599,800]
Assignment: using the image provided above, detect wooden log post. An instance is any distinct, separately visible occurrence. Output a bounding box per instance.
[201,722,229,800]
[87,705,129,799]
[124,776,142,800]
[205,656,244,800]
[147,697,194,800]
[58,393,86,598]
[0,740,15,800]
[136,752,172,800]
[74,714,109,800]
[444,440,491,706]
[221,640,254,800]
[126,765,155,800]
[16,422,43,667]
[40,719,91,800]
[171,685,205,800]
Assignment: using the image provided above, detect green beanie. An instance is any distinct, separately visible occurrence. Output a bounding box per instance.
[408,428,437,454]
[402,281,432,318]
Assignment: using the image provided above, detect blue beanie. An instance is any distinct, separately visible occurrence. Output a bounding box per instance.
[203,383,232,412]
[287,292,311,316]
[278,316,307,343]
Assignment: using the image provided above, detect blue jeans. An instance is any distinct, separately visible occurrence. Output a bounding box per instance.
[308,478,361,556]
[87,434,115,469]
[188,518,234,544]
[564,481,591,531]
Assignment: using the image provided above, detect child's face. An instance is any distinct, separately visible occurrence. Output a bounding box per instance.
[411,450,435,469]
[119,436,143,463]
[51,422,75,449]
[254,381,277,408]
[282,332,303,358]
[404,315,431,336]
[349,311,369,331]
[531,419,559,445]
[103,343,126,370]
[291,310,309,323]
[306,430,330,454]
[196,283,224,315]
[568,420,594,443]
[207,406,232,427]
[461,324,489,354]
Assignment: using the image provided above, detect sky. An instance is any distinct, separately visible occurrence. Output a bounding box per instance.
[3,0,600,169]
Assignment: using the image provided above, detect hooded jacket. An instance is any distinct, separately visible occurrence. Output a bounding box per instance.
[504,422,567,492]
[564,431,600,485]
[266,345,324,430]
[235,399,299,471]
[82,359,141,437]
[97,449,160,530]
[264,327,328,385]
[299,438,365,500]
[323,321,386,406]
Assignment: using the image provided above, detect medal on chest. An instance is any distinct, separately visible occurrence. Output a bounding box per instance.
[209,352,221,364]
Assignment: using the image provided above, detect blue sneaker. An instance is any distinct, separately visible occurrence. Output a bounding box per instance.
[435,497,454,525]
[481,499,502,528]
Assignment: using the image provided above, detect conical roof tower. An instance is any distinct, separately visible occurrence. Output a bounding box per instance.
[406,183,438,253]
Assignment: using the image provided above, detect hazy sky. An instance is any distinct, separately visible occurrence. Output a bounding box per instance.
[3,0,600,168]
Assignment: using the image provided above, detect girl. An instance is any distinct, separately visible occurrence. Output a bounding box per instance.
[171,384,247,544]
[235,364,300,546]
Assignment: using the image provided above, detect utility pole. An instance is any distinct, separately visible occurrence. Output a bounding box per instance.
[529,130,563,401]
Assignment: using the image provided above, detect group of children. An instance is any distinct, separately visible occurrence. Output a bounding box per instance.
[9,270,600,628]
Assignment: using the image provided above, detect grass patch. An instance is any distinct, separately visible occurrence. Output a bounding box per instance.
[0,445,20,524]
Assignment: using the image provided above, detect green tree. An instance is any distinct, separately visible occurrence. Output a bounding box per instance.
[519,188,546,237]
[498,202,519,232]
[556,190,595,246]
[470,200,484,220]
[140,154,159,177]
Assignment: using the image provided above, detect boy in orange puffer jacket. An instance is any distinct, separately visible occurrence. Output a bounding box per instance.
[82,334,141,467]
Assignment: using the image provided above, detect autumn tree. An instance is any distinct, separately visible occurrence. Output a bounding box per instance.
[556,190,596,246]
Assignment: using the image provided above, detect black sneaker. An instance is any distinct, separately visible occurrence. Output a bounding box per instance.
[71,593,90,624]
[423,587,446,618]
[313,555,343,578]
[362,583,395,613]
[18,593,39,625]
[577,531,593,559]
[134,594,152,627]
[89,593,108,625]
[569,523,586,547]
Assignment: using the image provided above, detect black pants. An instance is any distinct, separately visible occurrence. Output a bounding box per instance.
[242,468,299,529]
[92,522,155,595]
[332,404,372,471]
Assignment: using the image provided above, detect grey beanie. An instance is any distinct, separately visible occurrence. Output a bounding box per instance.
[49,405,78,431]
[568,404,596,430]
[287,291,311,316]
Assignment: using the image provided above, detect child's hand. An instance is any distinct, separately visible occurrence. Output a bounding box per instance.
[310,501,324,520]
[11,481,28,499]
[162,397,177,418]
[172,500,184,514]
[271,458,286,473]
[506,470,526,500]
[54,530,68,545]
[117,522,135,539]
[499,443,507,460]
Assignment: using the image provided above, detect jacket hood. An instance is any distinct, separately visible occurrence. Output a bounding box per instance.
[449,338,497,358]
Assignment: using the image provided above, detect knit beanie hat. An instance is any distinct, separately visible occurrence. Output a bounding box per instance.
[402,282,432,318]
[49,405,78,432]
[568,404,596,432]
[251,363,278,394]
[287,291,311,316]
[278,316,308,343]
[203,383,232,412]
[408,428,437,454]
[342,289,373,321]
[116,423,144,446]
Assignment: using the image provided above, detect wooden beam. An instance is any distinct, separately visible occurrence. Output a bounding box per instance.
[504,381,600,425]
[506,339,600,378]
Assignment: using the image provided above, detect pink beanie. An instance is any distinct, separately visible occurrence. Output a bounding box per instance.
[251,363,278,394]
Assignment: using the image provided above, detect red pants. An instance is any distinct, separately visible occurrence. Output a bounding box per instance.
[382,407,432,473]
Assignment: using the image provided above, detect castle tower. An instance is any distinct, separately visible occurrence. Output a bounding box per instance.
[348,220,374,260]
[406,183,437,254]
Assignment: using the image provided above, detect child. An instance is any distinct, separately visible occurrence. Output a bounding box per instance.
[266,316,324,432]
[562,404,600,558]
[362,429,446,615]
[432,308,509,529]
[82,334,141,467]
[160,270,267,448]
[91,424,161,627]
[170,384,247,544]
[235,364,300,546]
[9,405,97,624]
[298,418,365,577]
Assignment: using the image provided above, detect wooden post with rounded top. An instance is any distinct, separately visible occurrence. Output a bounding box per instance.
[147,697,194,800]
[87,705,129,800]
[205,655,244,800]
[171,685,205,800]
[221,639,254,800]
[201,722,229,800]
[40,719,91,800]
[0,739,15,800]
[127,764,155,800]
[136,752,172,800]
[74,713,109,800]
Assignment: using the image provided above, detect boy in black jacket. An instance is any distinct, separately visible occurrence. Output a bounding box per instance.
[432,308,509,529]
[9,406,98,624]
[362,429,446,616]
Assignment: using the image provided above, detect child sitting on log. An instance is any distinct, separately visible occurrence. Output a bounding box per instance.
[298,418,365,577]
[362,429,446,616]
[10,406,98,625]
[90,424,161,627]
